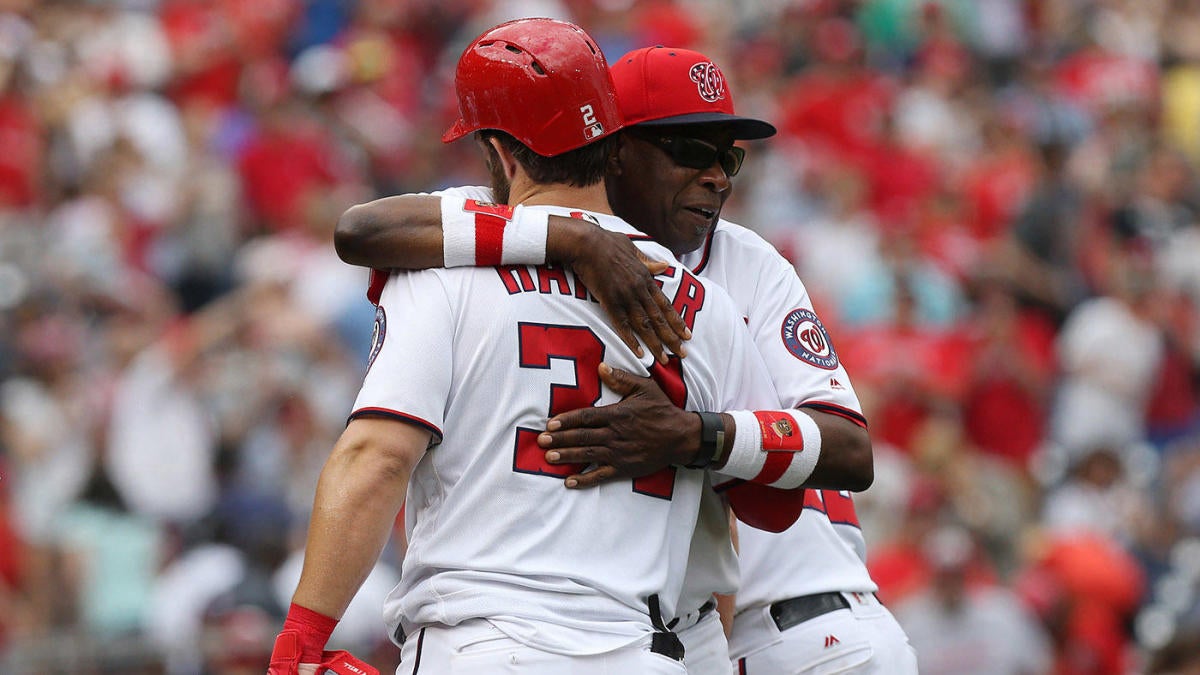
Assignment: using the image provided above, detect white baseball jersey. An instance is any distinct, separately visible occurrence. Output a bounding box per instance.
[676,221,879,623]
[354,203,778,657]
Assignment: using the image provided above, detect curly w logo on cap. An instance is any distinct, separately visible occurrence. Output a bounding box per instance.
[611,45,776,139]
[688,62,727,103]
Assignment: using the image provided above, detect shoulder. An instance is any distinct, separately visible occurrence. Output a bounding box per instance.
[702,219,809,301]
[432,185,495,202]
[372,266,466,303]
[525,205,675,259]
[711,219,779,254]
[695,219,795,272]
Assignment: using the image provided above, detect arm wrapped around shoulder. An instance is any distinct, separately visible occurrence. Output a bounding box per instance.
[718,409,822,490]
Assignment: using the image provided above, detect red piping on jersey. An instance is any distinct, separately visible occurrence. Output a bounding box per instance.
[348,407,443,440]
[799,402,868,429]
[689,228,716,275]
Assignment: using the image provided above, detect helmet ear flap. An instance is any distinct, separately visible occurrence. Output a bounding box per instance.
[442,18,624,157]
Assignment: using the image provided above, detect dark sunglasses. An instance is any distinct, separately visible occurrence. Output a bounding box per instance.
[638,134,746,177]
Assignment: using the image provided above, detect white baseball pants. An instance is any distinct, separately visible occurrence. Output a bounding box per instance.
[729,592,917,674]
[395,619,687,674]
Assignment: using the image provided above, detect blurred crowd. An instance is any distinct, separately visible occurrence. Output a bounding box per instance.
[0,0,1198,673]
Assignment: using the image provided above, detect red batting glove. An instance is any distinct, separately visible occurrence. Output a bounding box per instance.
[267,630,379,675]
[268,603,379,675]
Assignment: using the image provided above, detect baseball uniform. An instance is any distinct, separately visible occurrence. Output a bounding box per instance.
[354,202,778,673]
[675,220,917,674]
[407,188,913,674]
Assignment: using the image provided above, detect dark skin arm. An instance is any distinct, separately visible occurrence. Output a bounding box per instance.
[539,364,873,488]
[335,195,690,363]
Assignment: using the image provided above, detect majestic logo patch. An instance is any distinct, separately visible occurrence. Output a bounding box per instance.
[689,62,727,103]
[367,305,386,372]
[781,308,839,370]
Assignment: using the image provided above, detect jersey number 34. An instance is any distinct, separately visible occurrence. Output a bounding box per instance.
[514,322,679,500]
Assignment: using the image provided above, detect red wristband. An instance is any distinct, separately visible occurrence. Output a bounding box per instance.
[282,602,338,663]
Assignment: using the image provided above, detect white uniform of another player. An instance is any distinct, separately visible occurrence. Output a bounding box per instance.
[354,203,778,674]
[673,221,918,674]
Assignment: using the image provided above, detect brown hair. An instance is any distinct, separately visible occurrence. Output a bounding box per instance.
[479,131,615,188]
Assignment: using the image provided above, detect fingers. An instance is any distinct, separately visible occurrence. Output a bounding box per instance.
[542,364,647,434]
[635,308,669,365]
[543,445,604,464]
[543,446,624,488]
[648,286,690,359]
[564,465,620,489]
[611,316,646,359]
[544,409,595,434]
[586,255,689,364]
[597,362,641,395]
[627,281,688,364]
[539,427,606,450]
[637,252,671,275]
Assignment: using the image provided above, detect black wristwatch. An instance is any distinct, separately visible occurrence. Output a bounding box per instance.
[686,412,726,469]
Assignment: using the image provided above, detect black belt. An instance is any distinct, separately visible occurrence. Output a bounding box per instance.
[769,592,851,632]
[667,598,717,629]
[650,632,685,661]
[646,593,685,662]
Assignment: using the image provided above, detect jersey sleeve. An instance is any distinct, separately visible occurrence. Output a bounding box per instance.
[746,248,867,428]
[350,270,455,440]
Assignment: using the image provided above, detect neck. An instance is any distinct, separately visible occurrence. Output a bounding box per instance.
[508,180,613,215]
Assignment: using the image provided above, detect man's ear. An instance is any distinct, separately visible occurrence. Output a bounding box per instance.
[485,135,520,182]
[607,134,628,176]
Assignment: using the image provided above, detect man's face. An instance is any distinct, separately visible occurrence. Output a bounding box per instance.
[606,124,740,256]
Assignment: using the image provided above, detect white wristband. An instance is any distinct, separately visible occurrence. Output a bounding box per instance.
[721,410,766,480]
[770,409,821,489]
[503,205,549,265]
[717,409,822,489]
[441,194,476,267]
[441,195,550,268]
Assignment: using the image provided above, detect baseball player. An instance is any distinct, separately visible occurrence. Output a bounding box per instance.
[335,45,918,674]
[269,19,784,675]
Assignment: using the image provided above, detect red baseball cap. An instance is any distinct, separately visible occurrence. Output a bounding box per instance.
[611,46,776,140]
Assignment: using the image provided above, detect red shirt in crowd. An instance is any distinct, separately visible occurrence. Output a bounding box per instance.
[779,66,897,161]
[236,120,343,233]
[0,95,42,208]
[959,302,1057,467]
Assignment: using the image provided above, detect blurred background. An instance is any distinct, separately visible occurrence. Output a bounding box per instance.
[0,0,1198,673]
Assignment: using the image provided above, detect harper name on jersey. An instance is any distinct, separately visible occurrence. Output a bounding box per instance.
[496,264,599,302]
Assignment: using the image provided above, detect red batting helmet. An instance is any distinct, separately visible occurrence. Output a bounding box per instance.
[442,18,623,157]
